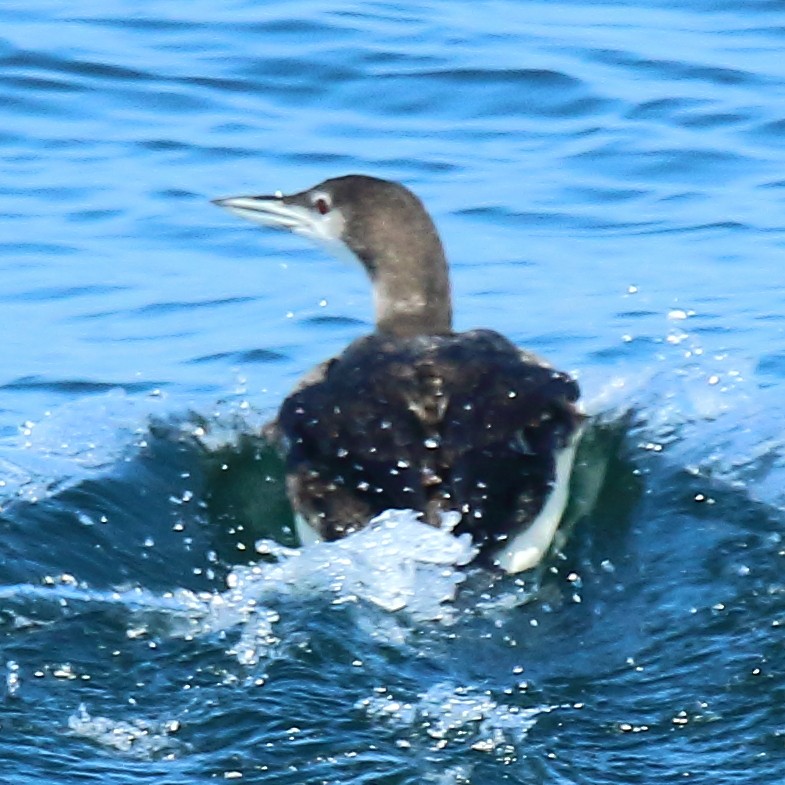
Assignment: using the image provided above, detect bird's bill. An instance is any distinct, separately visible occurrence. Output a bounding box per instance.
[211,194,312,233]
[212,192,347,253]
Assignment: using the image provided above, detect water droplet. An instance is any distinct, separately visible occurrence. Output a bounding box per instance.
[6,661,20,697]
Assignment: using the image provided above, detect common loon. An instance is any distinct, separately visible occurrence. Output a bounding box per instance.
[213,175,584,573]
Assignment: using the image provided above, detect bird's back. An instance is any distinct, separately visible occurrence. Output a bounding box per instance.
[274,329,582,563]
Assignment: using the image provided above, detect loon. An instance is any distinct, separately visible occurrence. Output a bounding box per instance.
[213,175,584,573]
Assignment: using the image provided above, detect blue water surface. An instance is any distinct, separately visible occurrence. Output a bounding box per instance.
[2,1,785,783]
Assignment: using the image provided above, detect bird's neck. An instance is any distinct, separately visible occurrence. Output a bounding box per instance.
[372,248,453,337]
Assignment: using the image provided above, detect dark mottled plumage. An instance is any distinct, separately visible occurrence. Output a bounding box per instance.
[213,174,584,571]
[274,330,581,560]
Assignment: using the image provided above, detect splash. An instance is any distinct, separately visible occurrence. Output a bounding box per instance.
[67,704,186,759]
[0,512,478,672]
[357,681,552,755]
[124,511,479,665]
[245,509,475,614]
[0,389,169,506]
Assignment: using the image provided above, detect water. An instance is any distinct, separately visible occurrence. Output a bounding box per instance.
[2,1,785,782]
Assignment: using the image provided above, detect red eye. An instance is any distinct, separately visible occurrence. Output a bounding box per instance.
[315,197,330,215]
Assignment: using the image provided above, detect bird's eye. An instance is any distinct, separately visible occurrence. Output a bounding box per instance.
[314,197,330,215]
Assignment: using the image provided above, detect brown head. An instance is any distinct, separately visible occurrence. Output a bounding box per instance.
[213,175,453,336]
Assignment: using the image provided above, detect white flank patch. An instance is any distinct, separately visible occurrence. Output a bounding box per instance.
[294,512,323,547]
[492,430,582,574]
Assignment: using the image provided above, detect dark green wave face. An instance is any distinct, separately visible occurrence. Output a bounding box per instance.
[2,0,785,783]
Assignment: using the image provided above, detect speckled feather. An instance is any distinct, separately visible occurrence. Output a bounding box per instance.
[273,328,582,557]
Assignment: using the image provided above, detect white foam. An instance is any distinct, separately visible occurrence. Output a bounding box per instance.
[67,703,186,759]
[357,681,552,753]
[0,514,477,669]
[0,389,169,505]
[140,511,479,665]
